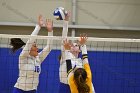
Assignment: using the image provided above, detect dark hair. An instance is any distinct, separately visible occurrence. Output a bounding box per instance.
[58,54,61,61]
[74,68,90,93]
[10,38,26,53]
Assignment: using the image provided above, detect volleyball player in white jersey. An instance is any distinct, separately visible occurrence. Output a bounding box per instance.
[60,32,95,93]
[63,34,95,93]
[10,15,53,93]
[58,11,72,93]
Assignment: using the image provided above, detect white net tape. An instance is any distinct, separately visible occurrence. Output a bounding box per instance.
[0,34,140,52]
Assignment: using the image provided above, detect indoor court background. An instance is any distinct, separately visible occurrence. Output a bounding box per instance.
[0,0,140,93]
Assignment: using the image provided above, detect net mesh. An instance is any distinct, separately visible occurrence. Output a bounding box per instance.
[0,34,140,93]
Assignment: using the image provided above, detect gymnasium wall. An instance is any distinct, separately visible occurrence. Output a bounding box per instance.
[1,26,140,38]
[0,0,140,28]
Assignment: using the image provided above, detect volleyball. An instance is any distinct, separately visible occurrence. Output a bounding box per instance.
[53,7,68,20]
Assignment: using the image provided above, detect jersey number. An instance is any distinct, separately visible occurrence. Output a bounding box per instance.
[34,66,40,73]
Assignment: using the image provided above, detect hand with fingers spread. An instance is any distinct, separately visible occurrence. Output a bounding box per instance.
[46,19,53,32]
[38,15,44,27]
[63,39,71,50]
[78,33,88,46]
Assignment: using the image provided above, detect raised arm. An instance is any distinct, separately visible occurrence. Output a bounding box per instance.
[80,34,94,93]
[63,39,78,93]
[38,19,53,62]
[60,12,70,63]
[79,34,92,79]
[20,15,44,57]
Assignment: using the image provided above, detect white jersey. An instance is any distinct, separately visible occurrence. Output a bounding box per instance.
[14,24,53,91]
[59,20,84,84]
[59,53,83,84]
[14,55,41,90]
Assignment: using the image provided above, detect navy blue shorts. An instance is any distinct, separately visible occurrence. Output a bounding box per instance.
[59,82,70,93]
[13,87,36,93]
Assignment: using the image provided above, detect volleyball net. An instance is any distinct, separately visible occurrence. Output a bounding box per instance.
[0,34,140,93]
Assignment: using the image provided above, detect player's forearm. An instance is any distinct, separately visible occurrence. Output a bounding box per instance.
[81,44,89,64]
[61,21,69,62]
[20,25,41,56]
[46,31,53,48]
[46,30,53,49]
[31,24,41,35]
[39,31,53,62]
[62,21,68,39]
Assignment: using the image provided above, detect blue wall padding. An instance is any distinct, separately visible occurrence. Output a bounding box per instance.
[0,48,140,93]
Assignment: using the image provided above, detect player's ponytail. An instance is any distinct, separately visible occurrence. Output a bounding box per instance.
[10,38,26,53]
[74,68,90,93]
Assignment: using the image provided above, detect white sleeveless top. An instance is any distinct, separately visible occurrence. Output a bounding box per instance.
[59,53,83,84]
[14,55,41,90]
